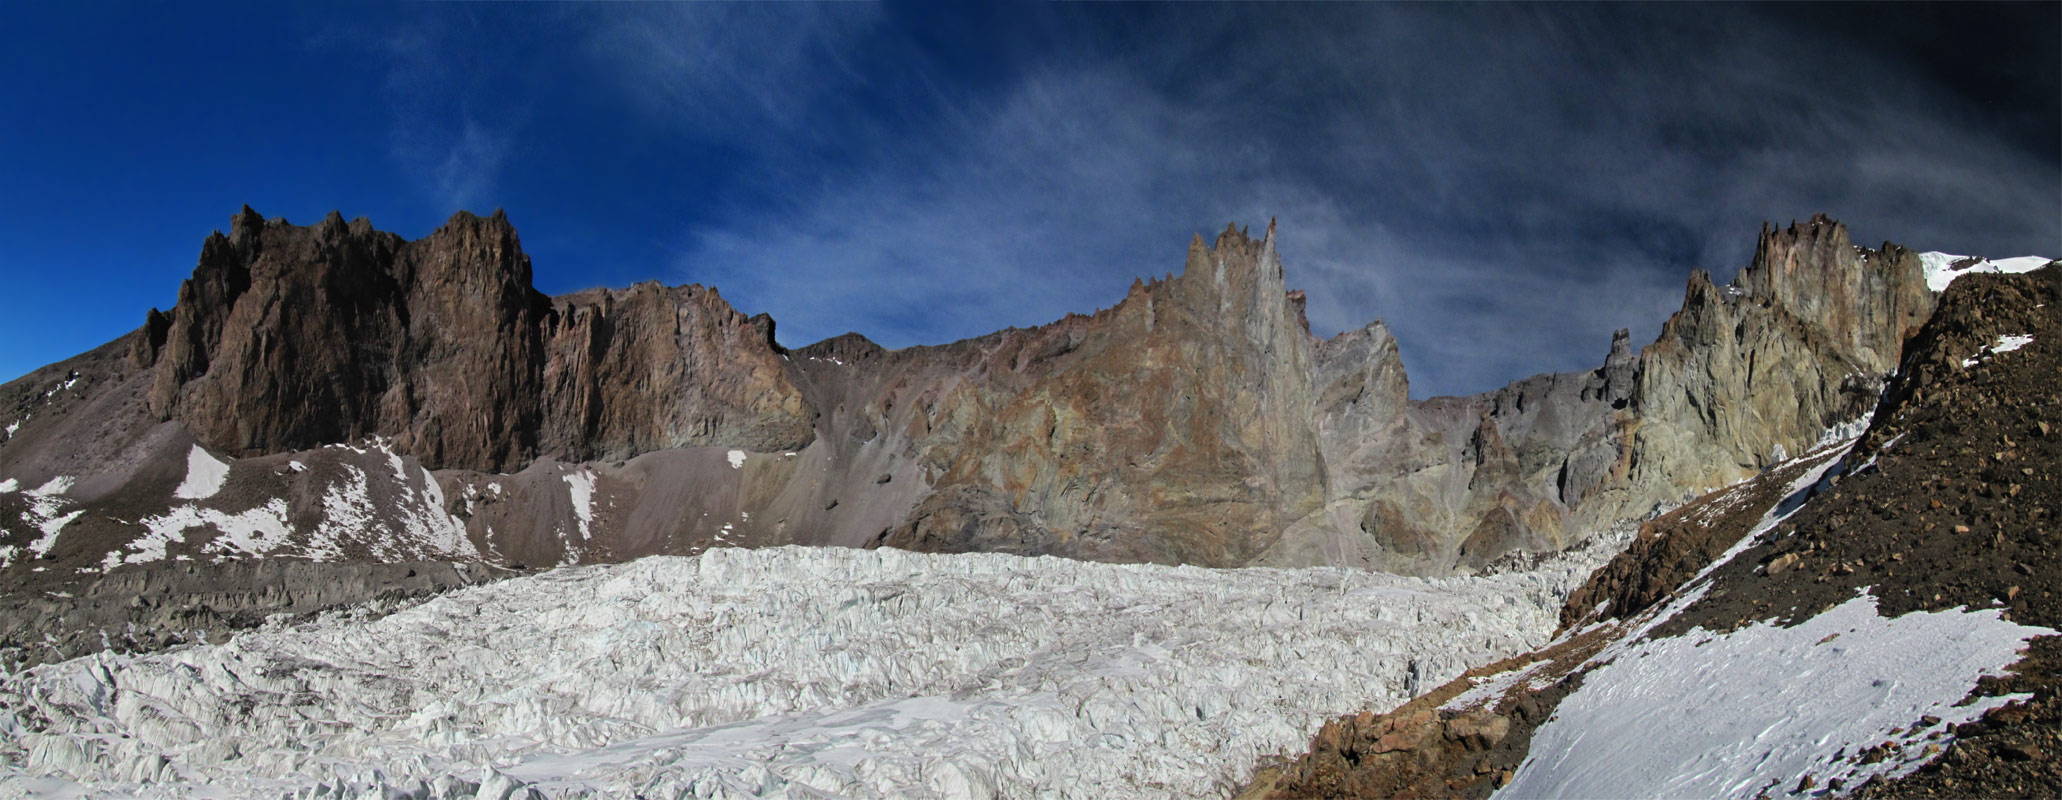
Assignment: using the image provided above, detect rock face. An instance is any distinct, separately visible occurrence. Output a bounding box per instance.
[1625,215,1932,507]
[139,207,811,473]
[876,223,1327,565]
[539,282,811,463]
[1260,214,1936,574]
[0,209,1946,577]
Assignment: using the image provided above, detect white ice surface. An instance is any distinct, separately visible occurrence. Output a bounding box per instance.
[172,445,230,500]
[1502,591,2051,800]
[0,545,1612,799]
[726,449,747,470]
[1919,251,2053,292]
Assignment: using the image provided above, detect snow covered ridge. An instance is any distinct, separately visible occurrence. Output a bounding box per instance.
[1918,251,2054,293]
[0,544,1618,799]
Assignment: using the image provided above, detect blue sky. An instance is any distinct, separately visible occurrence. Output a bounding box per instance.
[2,2,2056,396]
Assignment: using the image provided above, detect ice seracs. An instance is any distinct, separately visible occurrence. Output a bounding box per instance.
[0,544,1620,799]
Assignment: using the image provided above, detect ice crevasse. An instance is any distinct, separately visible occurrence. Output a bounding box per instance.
[0,542,1623,799]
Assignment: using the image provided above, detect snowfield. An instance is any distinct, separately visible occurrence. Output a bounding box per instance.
[1504,592,2049,799]
[0,543,1619,799]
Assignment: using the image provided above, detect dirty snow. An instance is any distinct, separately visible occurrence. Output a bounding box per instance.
[171,445,231,500]
[1502,591,2051,799]
[0,545,1616,799]
[727,449,747,469]
[1919,251,2054,292]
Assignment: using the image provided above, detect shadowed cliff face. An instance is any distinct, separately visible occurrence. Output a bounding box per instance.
[0,209,1944,576]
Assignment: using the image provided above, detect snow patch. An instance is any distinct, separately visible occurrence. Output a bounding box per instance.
[1993,333,2033,353]
[28,511,83,558]
[1503,592,2052,799]
[172,445,231,500]
[1919,251,2053,292]
[726,449,747,469]
[1441,661,1550,713]
[563,469,596,541]
[1962,333,2036,368]
[0,478,16,493]
[19,477,78,557]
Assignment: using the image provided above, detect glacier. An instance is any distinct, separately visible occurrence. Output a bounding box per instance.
[0,539,1624,799]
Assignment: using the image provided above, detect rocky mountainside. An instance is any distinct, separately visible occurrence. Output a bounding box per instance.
[2,207,2054,798]
[0,209,1975,665]
[0,210,1943,595]
[1243,261,2061,799]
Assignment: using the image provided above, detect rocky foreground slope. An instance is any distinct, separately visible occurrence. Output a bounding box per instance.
[1243,262,2062,798]
[0,210,1945,601]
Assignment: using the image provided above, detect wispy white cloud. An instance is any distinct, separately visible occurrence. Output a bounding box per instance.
[578,4,882,148]
[326,11,527,214]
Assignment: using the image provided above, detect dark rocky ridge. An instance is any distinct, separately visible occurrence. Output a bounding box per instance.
[0,209,1943,576]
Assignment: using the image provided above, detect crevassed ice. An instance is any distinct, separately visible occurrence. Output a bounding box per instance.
[0,544,1616,799]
